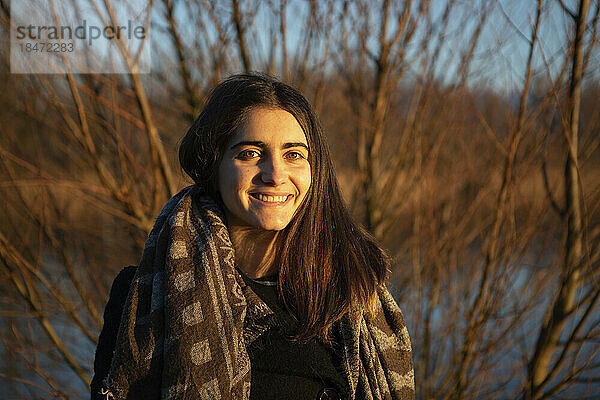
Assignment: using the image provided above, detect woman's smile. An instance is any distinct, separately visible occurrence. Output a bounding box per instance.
[250,192,294,204]
[218,107,311,231]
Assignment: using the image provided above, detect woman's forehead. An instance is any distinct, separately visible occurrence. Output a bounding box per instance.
[232,107,308,146]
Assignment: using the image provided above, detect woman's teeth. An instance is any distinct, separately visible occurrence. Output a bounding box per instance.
[255,194,288,202]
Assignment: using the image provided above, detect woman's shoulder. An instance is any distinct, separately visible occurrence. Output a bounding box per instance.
[111,265,137,291]
[90,266,137,398]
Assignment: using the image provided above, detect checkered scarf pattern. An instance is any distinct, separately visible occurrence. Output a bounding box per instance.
[102,186,415,399]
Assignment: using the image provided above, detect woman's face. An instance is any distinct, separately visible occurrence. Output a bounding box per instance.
[217,107,312,231]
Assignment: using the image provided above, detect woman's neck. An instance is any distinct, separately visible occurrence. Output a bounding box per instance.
[227,219,280,279]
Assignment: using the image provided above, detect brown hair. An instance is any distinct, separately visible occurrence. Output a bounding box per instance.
[179,73,388,343]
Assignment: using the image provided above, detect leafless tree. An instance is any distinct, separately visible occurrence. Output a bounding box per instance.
[0,1,599,398]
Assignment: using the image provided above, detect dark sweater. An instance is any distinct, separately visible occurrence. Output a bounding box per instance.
[91,267,347,400]
[239,271,348,399]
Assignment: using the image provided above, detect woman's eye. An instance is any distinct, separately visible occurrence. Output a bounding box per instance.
[237,150,260,160]
[286,151,304,160]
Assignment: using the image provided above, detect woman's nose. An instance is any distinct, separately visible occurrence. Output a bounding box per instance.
[259,157,286,185]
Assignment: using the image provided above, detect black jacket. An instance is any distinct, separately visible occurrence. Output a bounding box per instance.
[91,266,137,400]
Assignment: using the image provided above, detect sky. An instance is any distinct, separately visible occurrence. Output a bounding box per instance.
[8,0,598,92]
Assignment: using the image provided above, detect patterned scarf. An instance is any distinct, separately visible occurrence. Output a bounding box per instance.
[102,186,415,399]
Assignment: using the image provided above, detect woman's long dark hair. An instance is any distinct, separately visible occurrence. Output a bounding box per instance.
[179,73,389,343]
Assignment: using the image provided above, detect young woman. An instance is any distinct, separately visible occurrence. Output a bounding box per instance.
[92,74,414,400]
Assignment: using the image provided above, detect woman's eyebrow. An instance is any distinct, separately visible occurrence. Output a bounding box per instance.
[230,140,265,150]
[282,142,309,150]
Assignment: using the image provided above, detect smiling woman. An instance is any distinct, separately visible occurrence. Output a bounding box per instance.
[91,74,415,400]
[218,107,311,233]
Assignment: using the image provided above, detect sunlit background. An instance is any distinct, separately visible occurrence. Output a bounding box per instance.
[1,0,599,398]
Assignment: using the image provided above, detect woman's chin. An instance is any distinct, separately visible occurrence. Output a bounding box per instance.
[252,217,291,231]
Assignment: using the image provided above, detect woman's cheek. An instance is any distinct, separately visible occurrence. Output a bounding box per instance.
[296,163,312,195]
